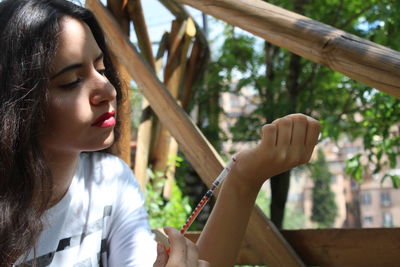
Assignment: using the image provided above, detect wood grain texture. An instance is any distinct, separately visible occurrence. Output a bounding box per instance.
[281,228,400,267]
[185,228,400,266]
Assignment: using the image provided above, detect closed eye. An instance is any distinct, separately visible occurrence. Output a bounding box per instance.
[97,68,106,76]
[59,79,81,89]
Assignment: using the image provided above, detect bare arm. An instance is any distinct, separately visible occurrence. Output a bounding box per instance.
[197,114,320,267]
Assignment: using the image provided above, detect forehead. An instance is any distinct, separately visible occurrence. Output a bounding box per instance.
[52,17,101,70]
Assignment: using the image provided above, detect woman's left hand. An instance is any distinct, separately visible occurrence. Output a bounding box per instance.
[231,113,320,189]
[153,227,210,267]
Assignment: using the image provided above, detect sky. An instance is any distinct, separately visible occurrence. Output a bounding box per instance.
[97,0,230,57]
[98,0,206,44]
[141,0,204,41]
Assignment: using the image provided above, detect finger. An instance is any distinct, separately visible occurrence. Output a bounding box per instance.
[289,114,308,146]
[163,226,187,265]
[198,259,211,267]
[303,117,321,162]
[260,124,277,148]
[274,117,293,148]
[185,238,199,266]
[285,115,308,166]
[305,117,321,148]
[153,243,169,267]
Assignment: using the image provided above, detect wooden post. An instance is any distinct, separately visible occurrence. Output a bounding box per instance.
[106,0,132,166]
[152,19,195,199]
[126,0,155,188]
[151,20,186,175]
[175,0,400,99]
[85,1,304,265]
[181,38,203,110]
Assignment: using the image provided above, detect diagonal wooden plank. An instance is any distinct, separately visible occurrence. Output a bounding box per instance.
[175,0,400,99]
[85,1,304,266]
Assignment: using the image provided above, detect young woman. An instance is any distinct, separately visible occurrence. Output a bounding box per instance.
[0,0,320,266]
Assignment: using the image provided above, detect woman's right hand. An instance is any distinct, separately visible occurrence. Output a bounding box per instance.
[153,226,210,267]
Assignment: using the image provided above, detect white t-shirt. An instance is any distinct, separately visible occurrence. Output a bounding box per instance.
[15,152,157,267]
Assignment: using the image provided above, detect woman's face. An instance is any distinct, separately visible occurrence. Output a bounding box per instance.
[41,17,117,156]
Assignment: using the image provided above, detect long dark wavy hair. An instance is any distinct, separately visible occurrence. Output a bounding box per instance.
[0,0,122,264]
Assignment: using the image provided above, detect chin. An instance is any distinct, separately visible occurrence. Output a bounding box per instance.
[85,143,114,153]
[87,133,115,152]
[99,138,115,151]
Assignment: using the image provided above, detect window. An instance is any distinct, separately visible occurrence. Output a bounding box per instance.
[351,179,359,190]
[381,191,391,207]
[361,192,372,205]
[382,212,393,227]
[363,216,374,224]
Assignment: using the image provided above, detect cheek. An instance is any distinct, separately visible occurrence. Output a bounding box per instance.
[45,94,88,133]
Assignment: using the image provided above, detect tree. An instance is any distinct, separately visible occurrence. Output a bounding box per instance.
[192,0,400,228]
[310,149,338,228]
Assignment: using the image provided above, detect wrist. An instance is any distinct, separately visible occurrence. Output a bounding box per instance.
[222,163,263,200]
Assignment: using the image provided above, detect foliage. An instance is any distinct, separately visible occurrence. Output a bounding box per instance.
[201,0,400,187]
[310,149,338,228]
[343,91,400,187]
[144,163,192,229]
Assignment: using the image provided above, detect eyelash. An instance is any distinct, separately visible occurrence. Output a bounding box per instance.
[97,68,107,76]
[59,68,107,89]
[59,79,81,89]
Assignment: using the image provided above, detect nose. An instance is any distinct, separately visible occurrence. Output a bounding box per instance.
[89,71,117,106]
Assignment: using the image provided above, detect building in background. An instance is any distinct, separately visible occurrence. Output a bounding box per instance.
[359,174,400,228]
[220,90,400,229]
[288,137,400,229]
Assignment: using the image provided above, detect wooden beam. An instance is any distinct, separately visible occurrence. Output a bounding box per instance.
[159,0,209,58]
[134,99,153,189]
[85,1,304,266]
[175,0,400,99]
[107,0,129,34]
[181,38,205,109]
[151,20,185,177]
[155,32,170,74]
[157,0,210,111]
[186,228,400,266]
[106,0,132,166]
[126,0,155,188]
[153,18,194,198]
[281,228,400,267]
[127,0,155,69]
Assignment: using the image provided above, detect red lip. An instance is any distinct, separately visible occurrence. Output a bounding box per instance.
[91,110,116,128]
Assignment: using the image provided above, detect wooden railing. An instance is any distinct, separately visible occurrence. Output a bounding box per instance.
[185,228,400,266]
[86,0,400,266]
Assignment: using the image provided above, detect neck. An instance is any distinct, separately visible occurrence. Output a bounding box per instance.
[44,150,80,208]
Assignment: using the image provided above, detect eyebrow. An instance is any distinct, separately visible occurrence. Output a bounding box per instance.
[50,52,104,80]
